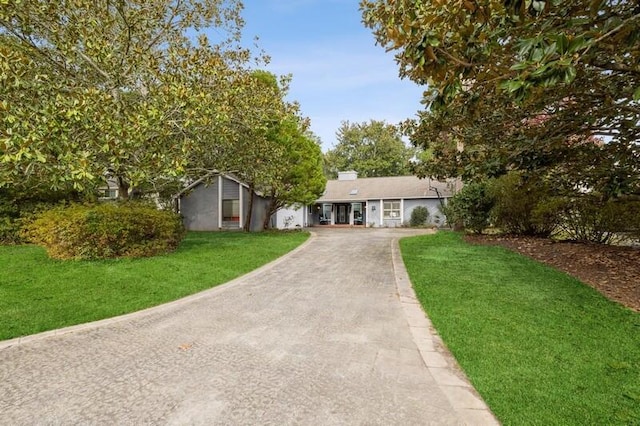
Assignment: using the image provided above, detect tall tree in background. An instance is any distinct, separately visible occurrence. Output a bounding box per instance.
[361,0,640,199]
[0,0,287,199]
[324,120,415,178]
[261,120,326,229]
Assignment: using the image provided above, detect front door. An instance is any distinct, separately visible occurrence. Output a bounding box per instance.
[336,204,349,224]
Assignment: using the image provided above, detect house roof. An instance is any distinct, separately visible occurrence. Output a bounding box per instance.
[176,171,256,198]
[317,175,456,203]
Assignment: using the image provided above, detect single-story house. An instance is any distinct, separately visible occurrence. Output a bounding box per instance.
[274,171,458,228]
[177,173,270,232]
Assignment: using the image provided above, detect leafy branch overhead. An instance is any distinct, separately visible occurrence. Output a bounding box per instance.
[361,0,640,200]
[0,0,312,205]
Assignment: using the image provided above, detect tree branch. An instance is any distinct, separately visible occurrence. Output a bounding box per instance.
[434,47,473,67]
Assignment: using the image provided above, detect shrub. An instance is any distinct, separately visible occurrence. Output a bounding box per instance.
[488,172,559,237]
[553,196,640,244]
[443,182,493,233]
[0,189,76,245]
[410,206,430,227]
[24,202,185,259]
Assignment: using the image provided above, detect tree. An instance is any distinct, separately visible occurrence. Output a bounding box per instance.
[260,120,326,230]
[0,0,277,199]
[361,1,640,199]
[442,181,494,234]
[324,120,416,178]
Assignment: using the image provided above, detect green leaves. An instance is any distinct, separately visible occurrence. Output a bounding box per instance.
[0,0,280,198]
[324,120,416,179]
[363,0,640,205]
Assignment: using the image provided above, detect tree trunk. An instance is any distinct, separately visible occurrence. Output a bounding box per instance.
[116,176,129,201]
[243,186,254,232]
[263,198,278,230]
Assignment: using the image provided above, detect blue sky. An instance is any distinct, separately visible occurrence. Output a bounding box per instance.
[239,0,426,152]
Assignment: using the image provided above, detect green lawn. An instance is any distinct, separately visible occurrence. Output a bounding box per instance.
[0,231,308,341]
[401,232,640,425]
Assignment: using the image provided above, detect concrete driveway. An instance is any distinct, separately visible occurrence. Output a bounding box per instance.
[0,228,497,425]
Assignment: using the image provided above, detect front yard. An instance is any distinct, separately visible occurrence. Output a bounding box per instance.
[401,232,640,425]
[0,231,308,341]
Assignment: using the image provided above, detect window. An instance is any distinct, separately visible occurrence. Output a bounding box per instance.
[383,201,401,219]
[99,189,117,199]
[353,203,363,224]
[223,199,239,221]
[320,204,332,224]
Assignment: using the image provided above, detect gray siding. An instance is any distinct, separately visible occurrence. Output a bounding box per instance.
[252,193,270,232]
[367,200,381,227]
[403,199,446,226]
[180,180,219,231]
[180,175,271,232]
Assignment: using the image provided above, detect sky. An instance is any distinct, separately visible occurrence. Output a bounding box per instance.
[238,0,426,152]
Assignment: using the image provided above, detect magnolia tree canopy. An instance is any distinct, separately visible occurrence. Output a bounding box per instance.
[0,0,302,200]
[361,0,640,199]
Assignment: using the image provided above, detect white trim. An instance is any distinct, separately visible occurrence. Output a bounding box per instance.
[400,198,405,224]
[379,198,383,225]
[218,175,223,229]
[239,186,244,229]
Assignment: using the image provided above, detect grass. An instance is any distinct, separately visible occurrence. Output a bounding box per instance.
[400,231,640,425]
[0,231,308,341]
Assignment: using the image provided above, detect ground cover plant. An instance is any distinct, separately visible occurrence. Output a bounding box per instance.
[401,232,640,425]
[0,231,308,341]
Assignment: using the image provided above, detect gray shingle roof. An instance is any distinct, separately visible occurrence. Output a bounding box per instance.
[317,175,455,202]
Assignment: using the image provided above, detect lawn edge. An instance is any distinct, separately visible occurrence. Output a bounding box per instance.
[393,236,500,426]
[0,231,315,351]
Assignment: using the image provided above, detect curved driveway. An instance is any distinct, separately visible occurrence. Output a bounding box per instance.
[0,228,497,425]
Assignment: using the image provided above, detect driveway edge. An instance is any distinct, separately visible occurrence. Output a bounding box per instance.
[0,232,316,351]
[391,237,500,426]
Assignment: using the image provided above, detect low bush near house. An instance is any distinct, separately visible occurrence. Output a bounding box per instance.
[442,181,493,233]
[409,206,430,227]
[24,202,185,259]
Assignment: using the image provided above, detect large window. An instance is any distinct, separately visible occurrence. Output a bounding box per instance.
[223,199,240,222]
[353,203,363,224]
[383,201,401,219]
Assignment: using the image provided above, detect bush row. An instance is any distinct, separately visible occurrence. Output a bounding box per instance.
[443,172,640,243]
[23,202,185,259]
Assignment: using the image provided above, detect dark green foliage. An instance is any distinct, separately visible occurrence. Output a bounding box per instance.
[323,120,416,178]
[488,172,559,237]
[553,196,640,244]
[0,188,81,244]
[409,206,430,227]
[442,182,493,233]
[24,202,185,259]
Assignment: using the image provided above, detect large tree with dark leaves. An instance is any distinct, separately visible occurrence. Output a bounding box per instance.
[361,0,640,199]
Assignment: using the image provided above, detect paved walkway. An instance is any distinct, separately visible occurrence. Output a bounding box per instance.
[0,228,498,425]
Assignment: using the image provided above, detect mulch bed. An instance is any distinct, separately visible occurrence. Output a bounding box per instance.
[464,234,640,312]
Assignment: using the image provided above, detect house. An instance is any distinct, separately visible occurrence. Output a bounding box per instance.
[178,171,457,231]
[294,171,457,228]
[177,173,270,232]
